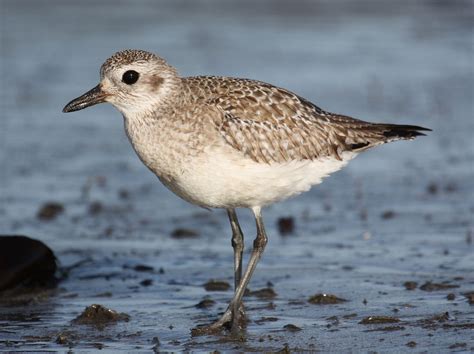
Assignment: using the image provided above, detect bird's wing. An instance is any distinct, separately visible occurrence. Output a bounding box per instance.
[185,76,429,163]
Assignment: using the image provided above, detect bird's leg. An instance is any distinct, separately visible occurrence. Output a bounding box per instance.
[227,209,245,324]
[228,206,267,333]
[228,209,244,290]
[192,207,268,335]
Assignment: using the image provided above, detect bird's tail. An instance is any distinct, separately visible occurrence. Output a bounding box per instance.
[348,123,431,152]
[378,124,431,141]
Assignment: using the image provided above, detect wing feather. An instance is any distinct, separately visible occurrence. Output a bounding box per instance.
[184,76,430,163]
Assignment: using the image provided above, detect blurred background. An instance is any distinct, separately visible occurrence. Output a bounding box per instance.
[1,0,473,351]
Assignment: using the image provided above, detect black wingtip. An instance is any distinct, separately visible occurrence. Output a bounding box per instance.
[382,124,431,140]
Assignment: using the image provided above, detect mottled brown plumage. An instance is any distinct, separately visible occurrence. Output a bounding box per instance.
[183,76,429,163]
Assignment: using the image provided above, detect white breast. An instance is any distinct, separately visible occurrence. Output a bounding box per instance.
[168,144,356,208]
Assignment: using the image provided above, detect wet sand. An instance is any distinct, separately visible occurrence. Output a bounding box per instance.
[1,0,473,351]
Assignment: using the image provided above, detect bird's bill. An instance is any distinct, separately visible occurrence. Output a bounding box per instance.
[62,84,107,113]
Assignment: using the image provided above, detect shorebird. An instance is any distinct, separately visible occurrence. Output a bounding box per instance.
[63,49,429,334]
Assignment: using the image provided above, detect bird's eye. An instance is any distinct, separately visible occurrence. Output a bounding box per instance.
[122,70,139,85]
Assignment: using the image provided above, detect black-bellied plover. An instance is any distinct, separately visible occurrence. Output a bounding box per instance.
[63,49,430,334]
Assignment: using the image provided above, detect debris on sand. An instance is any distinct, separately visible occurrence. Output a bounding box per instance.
[308,293,347,305]
[36,202,64,221]
[415,312,456,330]
[403,281,417,290]
[132,264,154,272]
[72,304,130,326]
[170,228,199,239]
[283,324,302,332]
[195,298,215,309]
[462,291,474,305]
[0,235,57,292]
[88,201,103,215]
[56,331,76,346]
[446,293,456,301]
[419,281,459,291]
[449,343,467,350]
[203,280,230,291]
[426,182,438,195]
[359,316,400,324]
[140,279,153,286]
[428,312,451,323]
[277,217,295,235]
[343,313,358,319]
[249,287,277,299]
[255,316,279,324]
[381,210,396,219]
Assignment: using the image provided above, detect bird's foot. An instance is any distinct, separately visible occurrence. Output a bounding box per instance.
[191,304,246,336]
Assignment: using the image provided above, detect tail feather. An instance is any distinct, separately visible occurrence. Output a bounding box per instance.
[348,123,431,152]
[380,124,431,140]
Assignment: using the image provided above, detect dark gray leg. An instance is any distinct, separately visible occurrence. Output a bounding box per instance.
[227,209,244,291]
[192,206,268,335]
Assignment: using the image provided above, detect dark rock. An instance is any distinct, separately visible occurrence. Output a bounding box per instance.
[249,287,277,299]
[381,210,396,219]
[203,280,231,291]
[72,304,129,326]
[171,228,199,239]
[406,341,417,348]
[0,235,57,291]
[446,293,456,301]
[37,202,64,221]
[283,324,302,332]
[277,217,295,235]
[133,264,154,272]
[140,279,153,286]
[308,293,347,304]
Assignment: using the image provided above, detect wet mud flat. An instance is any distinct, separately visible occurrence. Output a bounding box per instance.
[1,0,473,352]
[1,187,473,352]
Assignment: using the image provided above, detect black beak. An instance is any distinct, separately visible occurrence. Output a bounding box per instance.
[63,84,108,113]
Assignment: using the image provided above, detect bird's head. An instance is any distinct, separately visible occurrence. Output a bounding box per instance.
[63,49,180,117]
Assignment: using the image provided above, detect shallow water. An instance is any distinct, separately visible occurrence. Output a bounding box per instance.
[1,0,473,351]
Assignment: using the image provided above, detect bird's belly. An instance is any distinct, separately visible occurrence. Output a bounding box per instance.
[161,147,356,209]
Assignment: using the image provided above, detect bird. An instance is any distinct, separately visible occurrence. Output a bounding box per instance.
[63,49,430,335]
